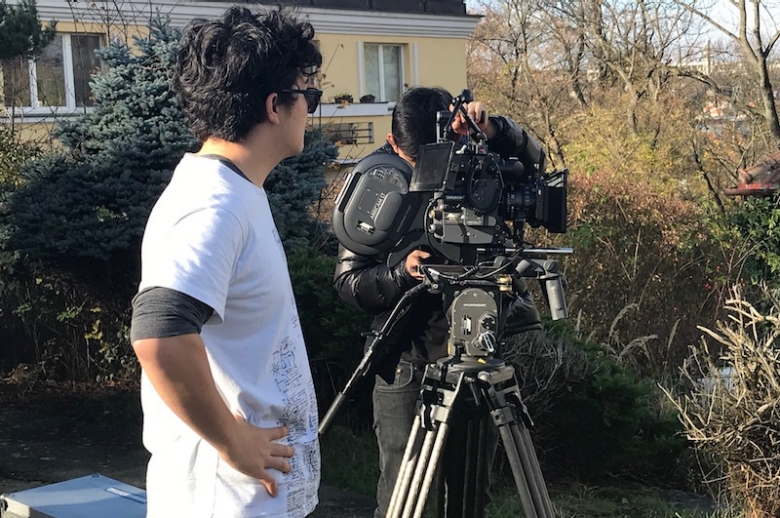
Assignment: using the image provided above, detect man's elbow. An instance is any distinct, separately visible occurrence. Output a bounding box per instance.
[132,338,164,369]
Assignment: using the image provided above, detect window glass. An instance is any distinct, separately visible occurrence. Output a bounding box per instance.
[72,34,101,107]
[0,33,101,111]
[1,57,31,107]
[36,35,66,107]
[383,45,402,102]
[364,43,380,100]
[363,43,403,102]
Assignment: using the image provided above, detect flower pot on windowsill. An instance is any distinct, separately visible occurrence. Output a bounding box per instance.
[334,94,353,104]
[359,94,376,103]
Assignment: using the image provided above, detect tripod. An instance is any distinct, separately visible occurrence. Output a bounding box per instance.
[319,249,571,518]
[387,356,554,518]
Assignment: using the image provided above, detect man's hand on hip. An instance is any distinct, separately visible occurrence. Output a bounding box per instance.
[219,415,295,497]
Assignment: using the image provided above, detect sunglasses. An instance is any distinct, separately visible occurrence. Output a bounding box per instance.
[279,88,323,114]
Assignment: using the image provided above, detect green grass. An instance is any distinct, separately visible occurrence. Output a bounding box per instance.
[320,425,738,518]
[320,424,380,497]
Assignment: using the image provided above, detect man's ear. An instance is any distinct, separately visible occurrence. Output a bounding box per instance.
[266,93,281,125]
[387,132,400,154]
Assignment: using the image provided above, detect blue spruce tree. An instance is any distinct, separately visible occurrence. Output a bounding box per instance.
[0,17,337,380]
[267,129,337,251]
[4,18,337,290]
[4,20,196,283]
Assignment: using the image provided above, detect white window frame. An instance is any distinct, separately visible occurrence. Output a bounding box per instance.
[3,33,102,117]
[360,42,406,103]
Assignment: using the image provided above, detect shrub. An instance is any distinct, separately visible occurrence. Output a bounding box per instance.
[529,169,726,380]
[287,245,373,428]
[0,126,39,188]
[720,195,780,292]
[0,261,135,381]
[503,322,689,485]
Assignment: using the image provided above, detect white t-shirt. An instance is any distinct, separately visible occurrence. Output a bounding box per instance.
[137,154,320,518]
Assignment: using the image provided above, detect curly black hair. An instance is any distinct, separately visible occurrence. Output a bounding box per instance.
[173,6,322,142]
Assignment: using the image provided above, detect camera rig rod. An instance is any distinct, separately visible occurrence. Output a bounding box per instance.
[318,282,429,436]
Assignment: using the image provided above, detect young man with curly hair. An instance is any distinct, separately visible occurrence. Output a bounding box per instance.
[130,7,323,517]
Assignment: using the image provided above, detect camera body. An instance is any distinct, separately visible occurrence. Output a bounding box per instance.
[332,93,567,265]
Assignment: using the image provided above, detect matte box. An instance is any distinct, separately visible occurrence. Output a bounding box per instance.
[0,473,146,518]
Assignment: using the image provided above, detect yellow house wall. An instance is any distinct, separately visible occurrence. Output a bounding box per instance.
[316,33,468,103]
[314,33,468,160]
[8,120,58,149]
[415,38,469,91]
[51,21,149,46]
[6,20,472,164]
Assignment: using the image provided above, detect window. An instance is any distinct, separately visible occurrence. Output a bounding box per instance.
[1,33,102,113]
[363,44,403,103]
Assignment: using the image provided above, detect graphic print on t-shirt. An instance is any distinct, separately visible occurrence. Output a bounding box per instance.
[271,312,320,514]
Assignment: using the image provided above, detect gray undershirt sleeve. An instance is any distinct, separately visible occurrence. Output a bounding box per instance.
[130,287,215,343]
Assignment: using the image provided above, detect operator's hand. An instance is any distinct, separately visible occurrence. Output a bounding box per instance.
[218,415,294,497]
[405,249,431,281]
[450,101,497,140]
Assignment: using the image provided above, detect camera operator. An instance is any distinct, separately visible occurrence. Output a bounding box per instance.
[333,86,544,518]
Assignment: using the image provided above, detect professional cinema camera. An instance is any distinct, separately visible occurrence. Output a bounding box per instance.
[332,89,567,267]
[324,90,572,518]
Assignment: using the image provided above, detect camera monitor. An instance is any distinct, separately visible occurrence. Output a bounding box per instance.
[409,142,455,192]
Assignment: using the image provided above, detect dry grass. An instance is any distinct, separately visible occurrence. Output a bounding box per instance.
[663,286,780,518]
[501,329,594,416]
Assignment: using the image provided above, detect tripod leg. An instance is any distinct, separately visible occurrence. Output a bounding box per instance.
[471,414,493,517]
[454,417,481,518]
[441,416,469,518]
[387,414,427,518]
[508,421,555,518]
[479,367,555,518]
[386,417,447,518]
[493,407,541,518]
[408,422,450,518]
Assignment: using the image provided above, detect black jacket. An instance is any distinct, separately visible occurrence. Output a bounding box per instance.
[333,116,543,382]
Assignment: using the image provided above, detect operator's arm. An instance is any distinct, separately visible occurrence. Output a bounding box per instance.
[333,245,420,315]
[450,102,546,174]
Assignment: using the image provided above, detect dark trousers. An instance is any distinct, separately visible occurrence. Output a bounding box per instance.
[372,359,497,518]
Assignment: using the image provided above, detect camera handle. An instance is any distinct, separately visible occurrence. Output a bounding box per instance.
[512,247,573,320]
[438,89,487,143]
